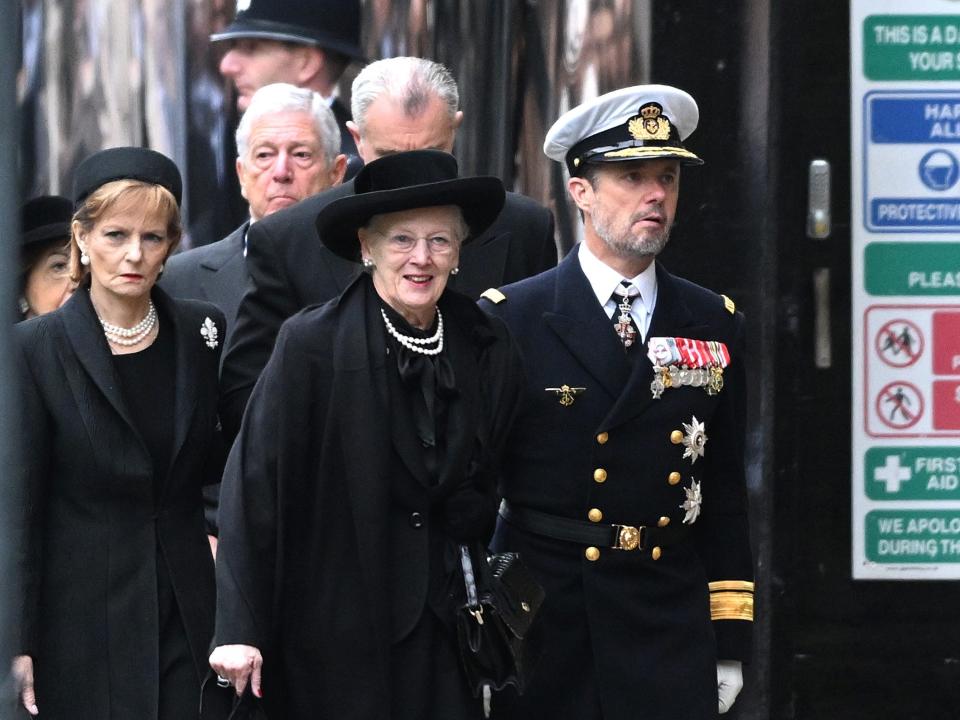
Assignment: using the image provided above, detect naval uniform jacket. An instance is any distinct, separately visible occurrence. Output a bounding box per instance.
[218,179,557,438]
[161,222,248,355]
[213,274,523,718]
[480,246,753,720]
[11,286,226,719]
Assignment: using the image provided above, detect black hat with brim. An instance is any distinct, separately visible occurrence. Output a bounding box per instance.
[21,195,73,248]
[316,150,506,263]
[210,0,364,60]
[73,147,183,207]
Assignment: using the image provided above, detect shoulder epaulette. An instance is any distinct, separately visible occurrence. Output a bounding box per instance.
[721,294,736,314]
[481,288,506,305]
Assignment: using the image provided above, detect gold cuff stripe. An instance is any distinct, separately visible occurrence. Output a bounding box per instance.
[602,146,702,161]
[708,580,755,593]
[710,591,754,622]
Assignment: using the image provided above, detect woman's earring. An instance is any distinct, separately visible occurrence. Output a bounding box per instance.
[450,267,460,275]
[17,297,30,315]
[80,251,90,266]
[362,257,374,269]
[159,262,165,273]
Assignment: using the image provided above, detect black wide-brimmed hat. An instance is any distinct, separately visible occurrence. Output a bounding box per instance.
[211,0,364,61]
[73,147,183,207]
[21,195,73,249]
[316,150,506,262]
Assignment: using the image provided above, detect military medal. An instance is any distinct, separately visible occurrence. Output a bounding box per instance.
[613,297,637,348]
[681,416,707,463]
[647,336,729,398]
[680,479,702,524]
[545,384,586,407]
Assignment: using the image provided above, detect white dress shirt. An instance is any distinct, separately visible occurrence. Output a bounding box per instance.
[577,241,658,341]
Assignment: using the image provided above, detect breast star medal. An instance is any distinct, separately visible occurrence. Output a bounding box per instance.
[545,384,586,407]
[680,479,702,524]
[681,416,707,464]
[200,317,219,349]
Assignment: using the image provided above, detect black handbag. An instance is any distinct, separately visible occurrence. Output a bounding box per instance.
[455,544,545,697]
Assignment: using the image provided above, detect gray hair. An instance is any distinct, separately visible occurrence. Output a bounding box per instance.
[350,57,459,133]
[236,83,341,166]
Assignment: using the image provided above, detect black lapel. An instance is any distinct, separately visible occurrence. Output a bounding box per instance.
[602,263,708,428]
[59,289,143,437]
[153,287,201,479]
[199,226,246,316]
[333,278,391,649]
[542,247,630,401]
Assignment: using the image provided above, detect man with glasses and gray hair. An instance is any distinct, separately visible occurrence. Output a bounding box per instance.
[219,56,558,439]
[164,82,346,352]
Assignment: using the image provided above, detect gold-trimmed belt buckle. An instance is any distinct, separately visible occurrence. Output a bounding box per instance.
[612,524,645,551]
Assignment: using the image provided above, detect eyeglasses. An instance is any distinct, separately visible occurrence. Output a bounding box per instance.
[372,231,457,256]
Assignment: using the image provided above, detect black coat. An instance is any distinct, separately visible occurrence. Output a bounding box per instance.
[214,275,523,719]
[481,247,754,720]
[11,287,226,719]
[161,222,248,356]
[218,180,557,438]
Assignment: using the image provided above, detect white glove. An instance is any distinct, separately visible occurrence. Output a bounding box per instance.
[717,659,743,714]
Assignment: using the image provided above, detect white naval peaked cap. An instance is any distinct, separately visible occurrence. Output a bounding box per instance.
[543,84,704,175]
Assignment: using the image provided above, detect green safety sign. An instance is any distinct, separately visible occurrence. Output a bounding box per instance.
[865,15,960,80]
[866,447,960,499]
[865,242,960,295]
[866,509,960,562]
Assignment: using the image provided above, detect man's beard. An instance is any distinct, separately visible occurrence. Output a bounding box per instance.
[592,203,671,259]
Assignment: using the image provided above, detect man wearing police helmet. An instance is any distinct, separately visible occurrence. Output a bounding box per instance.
[212,0,364,161]
[480,84,754,719]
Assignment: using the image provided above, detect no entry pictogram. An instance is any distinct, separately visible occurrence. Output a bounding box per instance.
[875,319,923,368]
[875,381,924,430]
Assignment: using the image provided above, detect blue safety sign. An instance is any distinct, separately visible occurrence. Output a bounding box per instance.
[865,91,960,231]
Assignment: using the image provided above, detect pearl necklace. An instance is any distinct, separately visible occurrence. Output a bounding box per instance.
[381,308,444,356]
[98,300,158,346]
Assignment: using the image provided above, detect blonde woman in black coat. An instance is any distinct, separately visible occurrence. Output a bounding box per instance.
[10,148,226,720]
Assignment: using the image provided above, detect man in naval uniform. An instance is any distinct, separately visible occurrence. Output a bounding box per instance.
[480,85,754,719]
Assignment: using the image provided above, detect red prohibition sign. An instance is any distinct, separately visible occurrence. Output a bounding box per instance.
[875,319,923,368]
[875,381,924,430]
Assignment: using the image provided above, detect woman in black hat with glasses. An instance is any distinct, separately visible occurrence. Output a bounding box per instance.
[10,147,227,719]
[209,150,524,719]
[17,195,76,320]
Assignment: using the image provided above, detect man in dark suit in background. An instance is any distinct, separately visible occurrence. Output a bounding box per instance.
[481,85,754,719]
[212,0,364,160]
[163,83,346,352]
[219,56,558,438]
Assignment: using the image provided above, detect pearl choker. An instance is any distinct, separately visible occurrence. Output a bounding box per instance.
[98,300,158,346]
[381,308,444,356]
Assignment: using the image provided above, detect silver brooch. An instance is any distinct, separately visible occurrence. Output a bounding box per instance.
[680,479,702,524]
[681,416,707,464]
[200,317,219,349]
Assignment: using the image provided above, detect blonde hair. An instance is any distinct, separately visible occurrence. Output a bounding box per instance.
[69,180,182,282]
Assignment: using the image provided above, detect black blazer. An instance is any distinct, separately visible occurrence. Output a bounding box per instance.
[218,179,557,438]
[162,222,248,355]
[481,247,753,720]
[11,287,226,720]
